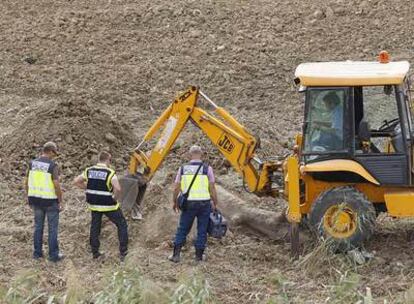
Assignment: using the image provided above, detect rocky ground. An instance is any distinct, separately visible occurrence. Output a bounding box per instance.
[0,0,414,303]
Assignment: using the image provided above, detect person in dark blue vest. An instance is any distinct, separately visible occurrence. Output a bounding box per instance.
[73,151,128,261]
[169,145,219,263]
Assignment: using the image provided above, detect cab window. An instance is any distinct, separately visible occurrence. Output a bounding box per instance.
[303,89,347,155]
[404,78,414,128]
[356,86,401,154]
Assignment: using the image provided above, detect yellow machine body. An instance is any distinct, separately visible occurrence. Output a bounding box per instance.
[123,56,414,252]
[289,54,414,224]
[297,172,414,217]
[127,86,282,201]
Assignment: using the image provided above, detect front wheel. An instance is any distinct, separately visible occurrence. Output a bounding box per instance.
[309,186,376,252]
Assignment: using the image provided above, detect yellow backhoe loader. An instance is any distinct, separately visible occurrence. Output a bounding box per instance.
[121,51,413,254]
[119,86,284,206]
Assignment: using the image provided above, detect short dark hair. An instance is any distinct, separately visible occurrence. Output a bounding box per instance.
[98,151,112,162]
[42,141,58,154]
[323,91,340,105]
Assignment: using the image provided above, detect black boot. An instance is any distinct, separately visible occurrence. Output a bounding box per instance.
[120,251,128,262]
[168,245,181,263]
[195,248,205,262]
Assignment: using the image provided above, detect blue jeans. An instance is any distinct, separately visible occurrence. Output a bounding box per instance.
[174,201,211,250]
[32,203,60,261]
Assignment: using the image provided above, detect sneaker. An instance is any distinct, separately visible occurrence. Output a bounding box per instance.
[49,253,64,263]
[131,210,143,221]
[168,254,181,263]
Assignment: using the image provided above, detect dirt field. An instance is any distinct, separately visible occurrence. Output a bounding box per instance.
[1,0,414,303]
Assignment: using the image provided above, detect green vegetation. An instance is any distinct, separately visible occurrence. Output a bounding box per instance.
[0,270,48,304]
[0,266,214,304]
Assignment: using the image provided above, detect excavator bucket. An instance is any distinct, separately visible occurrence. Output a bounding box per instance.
[118,173,147,212]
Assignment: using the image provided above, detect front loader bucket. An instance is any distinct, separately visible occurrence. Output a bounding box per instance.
[119,174,147,212]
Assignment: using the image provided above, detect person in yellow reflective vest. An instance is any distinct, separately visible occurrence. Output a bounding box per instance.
[25,142,64,262]
[73,150,128,261]
[169,145,219,263]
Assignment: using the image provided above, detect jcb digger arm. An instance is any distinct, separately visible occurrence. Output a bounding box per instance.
[128,86,281,197]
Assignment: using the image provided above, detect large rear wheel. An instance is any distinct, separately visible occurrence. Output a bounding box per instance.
[309,186,376,252]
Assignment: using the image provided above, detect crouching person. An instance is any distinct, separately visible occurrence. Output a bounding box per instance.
[169,145,218,263]
[73,151,128,261]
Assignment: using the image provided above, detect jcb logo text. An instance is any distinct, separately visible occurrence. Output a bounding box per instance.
[218,134,235,153]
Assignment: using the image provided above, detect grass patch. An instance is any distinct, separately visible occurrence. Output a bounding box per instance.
[327,271,376,304]
[0,265,215,304]
[266,269,294,303]
[171,275,213,304]
[297,237,362,279]
[92,266,170,304]
[0,270,50,304]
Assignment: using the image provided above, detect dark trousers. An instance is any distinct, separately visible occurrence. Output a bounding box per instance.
[90,208,128,256]
[174,201,211,250]
[33,203,59,260]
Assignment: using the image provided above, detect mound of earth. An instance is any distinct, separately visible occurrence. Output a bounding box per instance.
[0,99,137,180]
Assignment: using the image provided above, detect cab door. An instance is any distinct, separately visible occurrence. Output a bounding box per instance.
[354,85,411,186]
[402,77,414,183]
[302,87,353,163]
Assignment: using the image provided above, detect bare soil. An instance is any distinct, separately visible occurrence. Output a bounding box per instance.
[0,0,414,303]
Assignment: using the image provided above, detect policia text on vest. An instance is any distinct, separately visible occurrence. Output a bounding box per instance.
[180,163,211,202]
[170,157,219,263]
[73,152,128,261]
[84,165,119,211]
[28,158,59,206]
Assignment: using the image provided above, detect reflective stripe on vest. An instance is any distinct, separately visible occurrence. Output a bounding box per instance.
[85,189,113,196]
[180,164,211,201]
[88,202,120,212]
[28,170,57,200]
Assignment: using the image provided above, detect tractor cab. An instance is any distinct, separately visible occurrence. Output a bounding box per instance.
[295,52,412,186]
[285,53,414,252]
